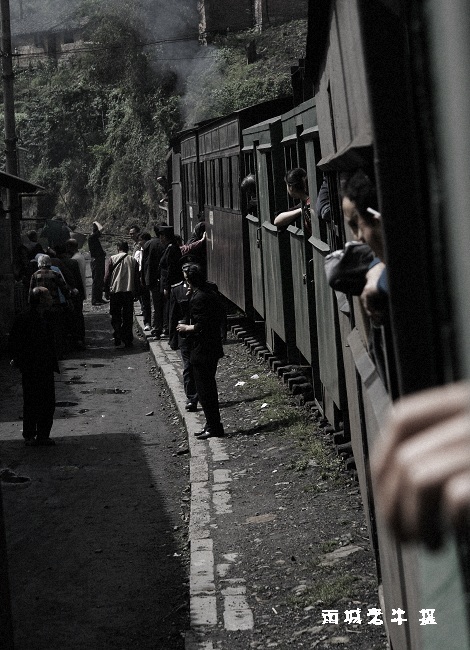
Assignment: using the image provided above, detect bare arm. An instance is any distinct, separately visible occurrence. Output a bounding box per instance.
[274,208,302,228]
[372,381,470,549]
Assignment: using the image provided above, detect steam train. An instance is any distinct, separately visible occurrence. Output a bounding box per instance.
[162,2,470,648]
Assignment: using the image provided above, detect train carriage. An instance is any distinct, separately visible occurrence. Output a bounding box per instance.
[166,1,470,646]
[311,1,469,648]
[196,98,292,315]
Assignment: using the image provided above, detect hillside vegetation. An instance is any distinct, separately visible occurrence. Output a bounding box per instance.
[8,2,307,232]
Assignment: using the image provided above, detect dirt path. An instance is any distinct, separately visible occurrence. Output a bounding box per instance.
[0,306,190,649]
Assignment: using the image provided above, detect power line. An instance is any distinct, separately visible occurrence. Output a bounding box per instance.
[13,34,205,58]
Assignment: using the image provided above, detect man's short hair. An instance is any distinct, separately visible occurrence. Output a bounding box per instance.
[66,238,78,252]
[184,263,204,288]
[341,169,378,223]
[117,240,129,253]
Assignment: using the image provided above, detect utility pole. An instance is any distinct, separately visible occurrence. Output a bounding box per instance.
[0,0,20,347]
[1,0,18,179]
[0,6,16,644]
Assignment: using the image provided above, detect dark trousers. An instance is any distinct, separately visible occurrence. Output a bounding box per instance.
[140,286,152,326]
[192,358,221,433]
[110,292,134,344]
[161,290,169,332]
[180,340,197,405]
[91,256,106,303]
[22,371,55,440]
[68,297,85,343]
[150,287,163,334]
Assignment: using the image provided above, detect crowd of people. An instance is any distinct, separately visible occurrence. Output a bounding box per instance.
[9,213,225,446]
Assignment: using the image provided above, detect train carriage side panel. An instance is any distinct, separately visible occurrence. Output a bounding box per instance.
[312,2,420,648]
[357,1,470,647]
[199,99,293,315]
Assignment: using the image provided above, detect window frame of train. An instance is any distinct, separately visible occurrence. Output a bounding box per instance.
[180,130,202,241]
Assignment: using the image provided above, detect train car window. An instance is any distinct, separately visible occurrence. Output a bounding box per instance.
[199,161,204,207]
[244,151,255,176]
[222,157,231,209]
[215,158,222,208]
[231,155,240,211]
[191,163,196,204]
[186,164,191,204]
[210,159,216,207]
[183,165,189,203]
[284,144,299,209]
[204,160,210,207]
[266,152,275,224]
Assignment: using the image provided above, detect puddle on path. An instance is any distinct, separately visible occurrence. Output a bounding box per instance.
[55,401,79,407]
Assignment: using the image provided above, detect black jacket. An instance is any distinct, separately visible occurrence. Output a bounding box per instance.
[188,285,224,364]
[9,307,60,375]
[142,238,165,289]
[159,243,182,292]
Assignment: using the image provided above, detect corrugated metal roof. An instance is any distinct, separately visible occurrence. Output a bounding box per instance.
[0,170,45,193]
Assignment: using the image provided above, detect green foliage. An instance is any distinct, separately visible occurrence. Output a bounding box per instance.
[182,21,307,125]
[13,8,181,228]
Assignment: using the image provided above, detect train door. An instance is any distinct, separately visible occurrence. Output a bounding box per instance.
[259,118,297,360]
[242,141,265,321]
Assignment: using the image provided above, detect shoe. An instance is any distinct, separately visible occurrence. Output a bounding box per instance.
[197,426,225,440]
[194,425,208,437]
[143,325,151,331]
[92,299,107,305]
[150,330,161,339]
[24,437,36,446]
[185,402,197,412]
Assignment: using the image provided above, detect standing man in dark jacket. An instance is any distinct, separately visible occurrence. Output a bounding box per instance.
[142,224,166,338]
[9,287,60,446]
[169,266,198,412]
[159,226,182,336]
[88,221,107,305]
[177,263,224,439]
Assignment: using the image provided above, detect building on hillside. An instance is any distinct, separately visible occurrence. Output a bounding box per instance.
[198,0,309,42]
[11,10,88,68]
